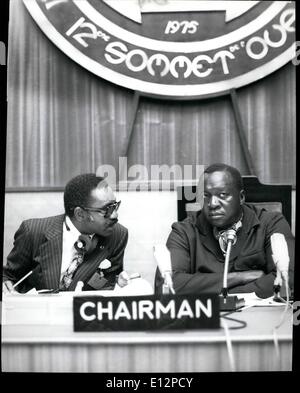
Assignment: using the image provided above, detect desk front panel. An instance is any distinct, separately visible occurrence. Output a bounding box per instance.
[2,296,293,372]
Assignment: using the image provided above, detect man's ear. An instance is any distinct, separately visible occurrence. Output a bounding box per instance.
[240,190,245,205]
[73,207,86,222]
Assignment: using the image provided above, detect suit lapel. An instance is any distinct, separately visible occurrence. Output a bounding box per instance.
[38,215,64,290]
[226,228,246,261]
[229,205,260,260]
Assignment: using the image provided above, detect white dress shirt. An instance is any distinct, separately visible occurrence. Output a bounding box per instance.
[61,216,81,279]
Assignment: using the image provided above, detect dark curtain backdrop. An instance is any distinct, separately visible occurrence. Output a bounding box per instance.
[5,0,296,188]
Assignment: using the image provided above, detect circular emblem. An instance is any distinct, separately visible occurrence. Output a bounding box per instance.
[23,0,295,99]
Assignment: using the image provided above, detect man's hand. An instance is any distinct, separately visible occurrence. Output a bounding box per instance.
[2,280,19,294]
[227,270,265,288]
[117,271,130,287]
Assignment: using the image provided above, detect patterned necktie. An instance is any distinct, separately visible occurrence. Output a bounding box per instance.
[59,235,92,290]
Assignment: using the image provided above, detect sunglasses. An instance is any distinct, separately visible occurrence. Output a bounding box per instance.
[83,200,121,218]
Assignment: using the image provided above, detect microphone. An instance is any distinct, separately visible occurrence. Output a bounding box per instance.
[218,222,245,311]
[221,229,238,300]
[270,233,290,297]
[153,245,175,295]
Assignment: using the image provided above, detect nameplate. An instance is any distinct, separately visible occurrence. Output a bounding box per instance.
[73,294,220,331]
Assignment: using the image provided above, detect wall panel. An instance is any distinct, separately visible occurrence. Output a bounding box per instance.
[6,0,296,188]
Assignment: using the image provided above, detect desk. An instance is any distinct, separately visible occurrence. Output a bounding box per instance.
[2,294,292,373]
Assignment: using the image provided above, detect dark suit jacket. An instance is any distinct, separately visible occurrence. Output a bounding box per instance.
[3,214,128,292]
[154,204,294,298]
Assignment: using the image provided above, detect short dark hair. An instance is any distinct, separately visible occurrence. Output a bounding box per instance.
[64,173,105,217]
[204,163,244,191]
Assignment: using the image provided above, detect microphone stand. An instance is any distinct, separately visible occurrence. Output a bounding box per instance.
[153,245,176,295]
[162,271,176,295]
[273,270,290,303]
[221,238,233,301]
[273,274,282,301]
[219,229,245,311]
[270,233,290,303]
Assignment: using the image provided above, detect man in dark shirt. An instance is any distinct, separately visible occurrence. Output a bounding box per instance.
[155,163,294,298]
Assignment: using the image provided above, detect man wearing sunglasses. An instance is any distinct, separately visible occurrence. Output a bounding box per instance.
[3,173,129,293]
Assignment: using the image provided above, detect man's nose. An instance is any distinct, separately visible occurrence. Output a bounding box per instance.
[209,195,220,208]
